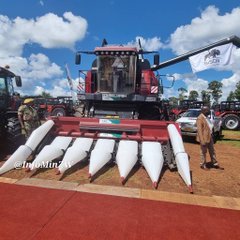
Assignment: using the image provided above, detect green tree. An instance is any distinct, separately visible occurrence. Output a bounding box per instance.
[201,90,211,103]
[227,91,235,101]
[178,87,187,101]
[168,97,178,108]
[234,81,240,101]
[41,91,52,98]
[208,80,223,104]
[188,90,199,100]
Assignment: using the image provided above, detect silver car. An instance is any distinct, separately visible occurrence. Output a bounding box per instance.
[176,109,222,140]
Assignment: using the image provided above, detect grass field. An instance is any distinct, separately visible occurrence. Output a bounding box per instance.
[219,130,240,148]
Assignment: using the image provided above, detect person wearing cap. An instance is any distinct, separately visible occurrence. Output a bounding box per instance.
[18,98,40,138]
[196,106,221,170]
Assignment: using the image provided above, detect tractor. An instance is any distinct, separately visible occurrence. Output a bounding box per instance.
[0,66,25,151]
[214,101,240,130]
[34,96,75,120]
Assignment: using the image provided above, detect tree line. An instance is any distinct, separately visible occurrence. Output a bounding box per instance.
[168,80,240,107]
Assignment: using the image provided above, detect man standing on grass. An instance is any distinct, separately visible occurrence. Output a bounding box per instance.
[196,106,221,170]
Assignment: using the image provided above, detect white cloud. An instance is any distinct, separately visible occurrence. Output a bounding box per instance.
[0,12,88,57]
[165,74,209,99]
[0,53,62,80]
[128,36,163,51]
[26,77,80,98]
[0,54,63,96]
[172,73,196,81]
[168,6,240,55]
[164,6,240,101]
[162,88,178,99]
[221,74,239,100]
[34,86,46,95]
[183,77,209,95]
[39,1,44,6]
[31,12,87,49]
[0,12,88,96]
[50,85,72,97]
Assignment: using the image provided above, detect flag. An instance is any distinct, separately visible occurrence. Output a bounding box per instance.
[189,43,236,73]
[65,64,73,91]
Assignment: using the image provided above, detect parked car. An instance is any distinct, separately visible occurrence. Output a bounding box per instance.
[176,109,222,142]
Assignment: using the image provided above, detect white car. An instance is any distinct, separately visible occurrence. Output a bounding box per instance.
[176,109,222,141]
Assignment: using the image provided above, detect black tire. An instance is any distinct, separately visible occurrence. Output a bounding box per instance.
[222,114,240,130]
[7,117,25,152]
[51,108,66,117]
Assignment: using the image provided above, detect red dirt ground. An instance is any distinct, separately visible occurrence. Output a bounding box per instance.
[0,131,239,197]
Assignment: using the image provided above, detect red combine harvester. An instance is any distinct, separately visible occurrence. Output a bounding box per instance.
[1,36,240,192]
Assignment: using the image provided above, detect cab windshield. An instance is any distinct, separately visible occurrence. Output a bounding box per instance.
[97,55,136,93]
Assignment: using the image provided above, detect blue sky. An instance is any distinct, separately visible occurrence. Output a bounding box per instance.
[0,0,240,100]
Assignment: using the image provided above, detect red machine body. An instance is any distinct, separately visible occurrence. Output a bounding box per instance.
[76,44,164,120]
[214,101,240,130]
[51,116,179,143]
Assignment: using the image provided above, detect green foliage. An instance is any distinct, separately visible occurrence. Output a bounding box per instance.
[234,81,240,101]
[168,96,178,108]
[201,90,211,103]
[41,91,52,98]
[227,91,235,101]
[208,80,223,103]
[178,87,187,101]
[188,90,199,100]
